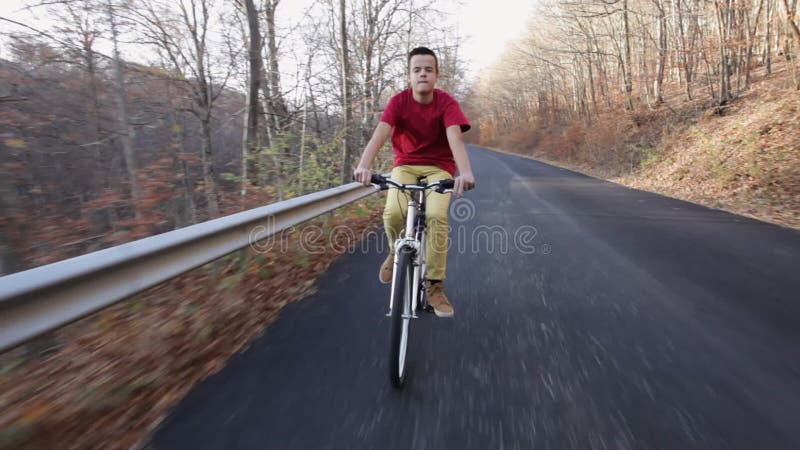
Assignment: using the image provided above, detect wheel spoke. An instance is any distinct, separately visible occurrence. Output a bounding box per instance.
[389,249,414,387]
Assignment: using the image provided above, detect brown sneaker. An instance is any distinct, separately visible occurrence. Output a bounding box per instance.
[379,253,393,284]
[426,281,454,318]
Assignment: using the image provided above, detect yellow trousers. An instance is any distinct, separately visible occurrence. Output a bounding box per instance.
[383,165,452,280]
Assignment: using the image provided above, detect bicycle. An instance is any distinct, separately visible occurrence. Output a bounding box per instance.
[368,173,455,388]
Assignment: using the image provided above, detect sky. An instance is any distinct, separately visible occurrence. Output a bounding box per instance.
[277,0,536,77]
[454,0,535,75]
[0,0,535,78]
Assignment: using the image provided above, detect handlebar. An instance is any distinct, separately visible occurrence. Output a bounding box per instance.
[358,173,454,193]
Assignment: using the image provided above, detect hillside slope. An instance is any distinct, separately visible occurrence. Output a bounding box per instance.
[477,64,799,230]
[614,73,799,229]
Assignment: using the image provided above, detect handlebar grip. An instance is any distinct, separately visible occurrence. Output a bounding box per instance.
[439,179,455,189]
[370,173,387,184]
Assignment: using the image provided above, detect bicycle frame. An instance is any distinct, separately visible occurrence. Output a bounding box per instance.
[368,173,454,388]
[389,188,427,316]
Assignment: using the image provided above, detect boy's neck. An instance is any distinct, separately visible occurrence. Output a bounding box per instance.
[412,89,434,104]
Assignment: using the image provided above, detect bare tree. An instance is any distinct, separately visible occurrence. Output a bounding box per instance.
[351,0,406,147]
[713,0,733,106]
[28,0,108,194]
[106,0,142,218]
[468,0,786,154]
[263,0,289,144]
[780,0,800,87]
[674,0,700,99]
[131,0,239,218]
[744,0,765,88]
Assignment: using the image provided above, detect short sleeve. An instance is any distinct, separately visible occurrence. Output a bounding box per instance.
[380,94,400,126]
[443,98,471,133]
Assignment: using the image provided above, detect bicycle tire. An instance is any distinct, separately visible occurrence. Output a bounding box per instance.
[415,230,428,311]
[389,247,414,388]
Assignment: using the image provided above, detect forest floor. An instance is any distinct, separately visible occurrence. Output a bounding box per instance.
[0,196,385,450]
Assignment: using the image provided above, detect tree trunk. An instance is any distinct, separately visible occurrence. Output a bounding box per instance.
[264,0,289,135]
[259,64,274,150]
[107,0,141,219]
[766,0,773,74]
[361,0,376,151]
[0,230,20,276]
[170,111,196,226]
[745,0,765,89]
[307,63,322,139]
[200,112,220,218]
[688,0,702,99]
[715,0,732,106]
[640,21,652,107]
[0,176,21,275]
[299,75,309,194]
[781,0,800,88]
[242,0,262,196]
[623,0,634,110]
[339,0,353,184]
[701,42,718,99]
[676,0,694,100]
[655,0,667,104]
[783,0,800,41]
[586,41,598,114]
[181,159,197,225]
[84,46,102,164]
[195,37,220,217]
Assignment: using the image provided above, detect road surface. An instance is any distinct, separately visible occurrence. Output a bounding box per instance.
[151,146,800,450]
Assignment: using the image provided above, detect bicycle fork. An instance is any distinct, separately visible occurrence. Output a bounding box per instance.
[387,196,423,319]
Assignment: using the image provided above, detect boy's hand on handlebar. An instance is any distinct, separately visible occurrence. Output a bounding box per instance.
[353,166,371,186]
[453,172,475,197]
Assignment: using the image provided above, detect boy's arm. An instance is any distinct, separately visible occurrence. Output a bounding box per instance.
[354,121,392,185]
[446,125,476,196]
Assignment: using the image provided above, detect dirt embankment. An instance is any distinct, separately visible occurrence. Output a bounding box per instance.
[614,79,799,229]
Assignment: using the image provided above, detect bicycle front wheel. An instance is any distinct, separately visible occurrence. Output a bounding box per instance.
[389,247,414,388]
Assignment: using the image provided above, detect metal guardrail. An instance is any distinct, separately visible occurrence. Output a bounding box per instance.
[0,182,378,352]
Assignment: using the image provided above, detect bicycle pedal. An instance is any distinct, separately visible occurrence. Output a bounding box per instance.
[386,311,419,319]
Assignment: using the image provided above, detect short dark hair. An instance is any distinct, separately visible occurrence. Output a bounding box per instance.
[408,46,438,73]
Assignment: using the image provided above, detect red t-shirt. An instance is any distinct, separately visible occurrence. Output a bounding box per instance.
[379,88,470,176]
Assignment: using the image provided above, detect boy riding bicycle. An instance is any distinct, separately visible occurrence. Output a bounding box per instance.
[353,46,476,318]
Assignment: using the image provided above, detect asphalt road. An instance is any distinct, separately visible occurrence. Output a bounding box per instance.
[151,146,800,450]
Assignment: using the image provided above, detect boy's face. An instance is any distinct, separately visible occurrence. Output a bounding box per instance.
[408,54,438,95]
